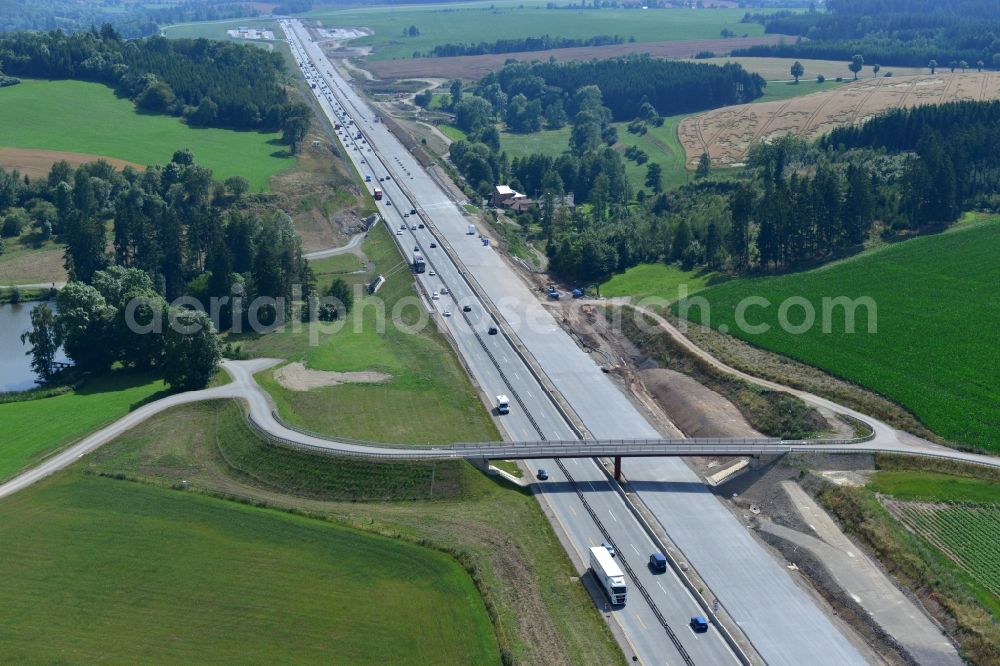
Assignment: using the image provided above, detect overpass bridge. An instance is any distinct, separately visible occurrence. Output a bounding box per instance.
[250,409,1000,473]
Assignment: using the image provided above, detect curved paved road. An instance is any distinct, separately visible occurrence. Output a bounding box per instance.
[624,303,998,467]
[303,232,365,260]
[4,350,998,503]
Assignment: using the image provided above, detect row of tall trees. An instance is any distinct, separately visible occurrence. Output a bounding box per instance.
[823,100,1000,224]
[423,34,625,58]
[0,28,303,133]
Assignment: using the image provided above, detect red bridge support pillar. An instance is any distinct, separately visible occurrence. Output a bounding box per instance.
[614,456,622,481]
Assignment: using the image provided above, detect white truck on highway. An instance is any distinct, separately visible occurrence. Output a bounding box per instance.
[496,395,510,415]
[590,546,627,606]
[467,224,476,235]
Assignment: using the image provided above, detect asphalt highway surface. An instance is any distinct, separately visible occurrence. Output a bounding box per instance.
[282,19,862,665]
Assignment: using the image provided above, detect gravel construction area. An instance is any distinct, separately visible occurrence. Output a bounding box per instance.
[273,362,392,391]
[640,367,759,438]
[366,35,788,80]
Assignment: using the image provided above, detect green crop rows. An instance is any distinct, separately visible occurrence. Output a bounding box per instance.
[892,501,1000,599]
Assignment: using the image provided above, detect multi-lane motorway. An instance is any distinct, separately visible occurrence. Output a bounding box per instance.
[281,19,865,665]
[282,21,743,665]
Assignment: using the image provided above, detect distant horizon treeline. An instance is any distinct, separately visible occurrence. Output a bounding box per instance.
[0,0,259,38]
[737,0,1000,67]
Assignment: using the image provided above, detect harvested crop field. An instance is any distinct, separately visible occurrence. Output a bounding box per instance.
[680,72,1000,168]
[0,148,142,180]
[365,35,788,80]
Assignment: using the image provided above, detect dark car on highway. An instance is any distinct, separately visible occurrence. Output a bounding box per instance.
[536,469,548,480]
[649,552,667,573]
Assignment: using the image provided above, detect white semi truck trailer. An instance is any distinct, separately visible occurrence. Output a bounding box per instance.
[590,546,627,606]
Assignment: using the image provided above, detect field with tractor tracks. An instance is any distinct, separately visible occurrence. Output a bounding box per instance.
[680,71,1000,168]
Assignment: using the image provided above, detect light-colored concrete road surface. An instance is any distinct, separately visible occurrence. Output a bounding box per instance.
[283,22,736,664]
[303,232,364,260]
[284,19,864,666]
[760,482,962,666]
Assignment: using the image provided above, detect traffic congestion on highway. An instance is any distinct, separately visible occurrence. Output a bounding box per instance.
[282,19,865,665]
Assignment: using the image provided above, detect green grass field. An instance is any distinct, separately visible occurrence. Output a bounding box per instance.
[0,79,293,190]
[600,263,727,303]
[439,124,468,142]
[308,3,768,61]
[0,473,499,664]
[82,399,622,664]
[755,79,848,103]
[870,471,1000,504]
[681,215,1000,451]
[0,371,167,483]
[240,223,498,445]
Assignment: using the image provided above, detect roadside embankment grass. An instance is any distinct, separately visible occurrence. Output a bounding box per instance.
[869,471,1000,504]
[83,398,623,665]
[0,371,167,483]
[600,262,726,303]
[681,215,1000,452]
[0,471,499,664]
[818,477,1000,665]
[240,222,498,445]
[615,306,828,438]
[0,79,292,190]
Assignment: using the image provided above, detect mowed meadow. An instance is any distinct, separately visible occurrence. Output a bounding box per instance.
[0,473,500,664]
[679,215,1000,451]
[307,2,768,61]
[0,79,293,190]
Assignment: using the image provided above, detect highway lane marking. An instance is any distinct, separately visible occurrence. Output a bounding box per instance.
[634,613,648,630]
[656,581,666,594]
[568,505,577,517]
[608,509,618,522]
[630,543,639,555]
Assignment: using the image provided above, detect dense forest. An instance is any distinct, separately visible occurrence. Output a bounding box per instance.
[0,0,258,38]
[736,0,1000,67]
[484,98,1000,285]
[448,78,629,209]
[422,34,626,58]
[12,153,321,388]
[478,56,765,123]
[1,153,310,315]
[0,28,308,135]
